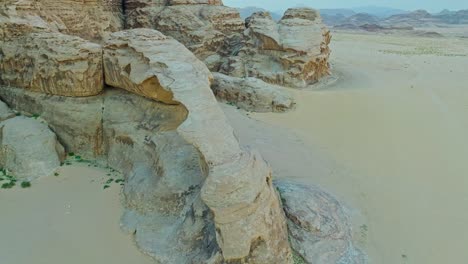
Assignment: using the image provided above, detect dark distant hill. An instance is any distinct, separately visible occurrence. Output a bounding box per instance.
[343,13,380,26]
[434,9,468,24]
[382,9,468,27]
[352,6,409,18]
[319,8,356,17]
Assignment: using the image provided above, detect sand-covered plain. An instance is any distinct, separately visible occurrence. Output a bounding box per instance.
[0,165,154,264]
[226,31,468,264]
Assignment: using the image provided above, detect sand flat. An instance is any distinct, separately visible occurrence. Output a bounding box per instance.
[0,165,154,264]
[227,32,468,264]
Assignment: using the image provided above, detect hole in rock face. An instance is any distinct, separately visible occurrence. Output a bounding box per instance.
[124,63,131,75]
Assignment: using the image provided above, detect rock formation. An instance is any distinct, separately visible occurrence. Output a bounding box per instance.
[0,102,64,180]
[125,0,243,63]
[220,9,332,88]
[276,181,367,264]
[102,28,292,263]
[0,32,103,97]
[125,3,332,88]
[212,73,295,112]
[0,0,123,41]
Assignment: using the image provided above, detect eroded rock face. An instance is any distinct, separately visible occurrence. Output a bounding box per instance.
[0,113,65,181]
[125,0,244,63]
[0,32,103,97]
[102,28,292,263]
[0,0,123,41]
[212,73,295,112]
[221,8,332,88]
[276,180,367,264]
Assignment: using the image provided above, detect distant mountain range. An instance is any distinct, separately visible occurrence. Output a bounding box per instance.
[236,6,468,28]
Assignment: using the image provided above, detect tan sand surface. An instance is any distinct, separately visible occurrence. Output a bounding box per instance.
[0,165,154,264]
[225,32,468,264]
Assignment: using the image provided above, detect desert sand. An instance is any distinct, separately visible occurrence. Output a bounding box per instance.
[0,164,154,264]
[225,31,468,264]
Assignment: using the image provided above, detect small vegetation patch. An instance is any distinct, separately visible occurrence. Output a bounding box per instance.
[0,168,17,189]
[21,181,31,188]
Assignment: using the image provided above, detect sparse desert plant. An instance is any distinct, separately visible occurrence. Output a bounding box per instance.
[21,181,31,188]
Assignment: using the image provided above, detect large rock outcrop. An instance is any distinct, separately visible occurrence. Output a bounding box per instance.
[0,0,123,41]
[0,85,217,262]
[0,32,103,97]
[125,4,332,88]
[212,73,295,113]
[102,28,292,263]
[220,8,332,88]
[0,103,65,180]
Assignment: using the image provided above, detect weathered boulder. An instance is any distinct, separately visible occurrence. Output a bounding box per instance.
[221,8,332,88]
[0,86,104,159]
[276,180,367,264]
[212,73,295,112]
[0,0,123,42]
[0,115,65,180]
[103,28,292,263]
[0,32,103,97]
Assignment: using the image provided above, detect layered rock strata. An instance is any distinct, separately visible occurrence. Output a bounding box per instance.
[0,0,123,41]
[0,32,103,97]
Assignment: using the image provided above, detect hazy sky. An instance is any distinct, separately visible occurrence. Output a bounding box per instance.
[223,0,467,13]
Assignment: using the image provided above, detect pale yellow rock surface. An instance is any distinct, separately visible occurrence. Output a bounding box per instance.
[103,28,292,263]
[0,32,103,97]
